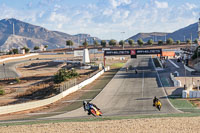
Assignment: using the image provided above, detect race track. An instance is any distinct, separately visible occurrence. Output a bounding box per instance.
[46,56,180,119]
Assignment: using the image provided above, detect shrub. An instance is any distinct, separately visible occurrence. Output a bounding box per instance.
[54,69,79,84]
[158,40,163,45]
[0,89,5,95]
[128,65,133,70]
[15,78,21,83]
[166,38,174,45]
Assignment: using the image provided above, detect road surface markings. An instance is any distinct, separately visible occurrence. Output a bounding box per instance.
[168,59,180,68]
[142,70,144,98]
[151,56,183,113]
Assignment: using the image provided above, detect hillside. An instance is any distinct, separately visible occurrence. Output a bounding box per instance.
[128,32,168,42]
[128,22,198,42]
[0,18,99,51]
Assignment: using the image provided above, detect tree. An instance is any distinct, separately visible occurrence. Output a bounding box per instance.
[147,39,154,45]
[83,39,88,48]
[119,40,125,48]
[194,39,198,44]
[66,40,73,48]
[176,40,181,45]
[192,46,200,59]
[93,40,99,47]
[158,40,163,45]
[12,49,19,54]
[128,39,134,46]
[23,47,30,53]
[137,39,144,46]
[166,38,174,45]
[186,39,192,44]
[101,40,106,47]
[34,46,39,50]
[44,45,48,48]
[109,39,117,46]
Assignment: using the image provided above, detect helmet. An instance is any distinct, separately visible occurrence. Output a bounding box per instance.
[83,101,87,105]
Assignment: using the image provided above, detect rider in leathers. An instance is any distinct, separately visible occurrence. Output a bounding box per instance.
[83,101,100,115]
[153,96,159,106]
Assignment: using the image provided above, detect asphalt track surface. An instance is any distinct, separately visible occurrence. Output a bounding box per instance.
[0,61,20,79]
[46,56,180,119]
[0,58,59,79]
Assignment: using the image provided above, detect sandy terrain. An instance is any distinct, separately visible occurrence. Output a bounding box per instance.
[0,117,199,133]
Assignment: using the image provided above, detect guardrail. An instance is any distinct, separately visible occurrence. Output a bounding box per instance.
[0,66,110,115]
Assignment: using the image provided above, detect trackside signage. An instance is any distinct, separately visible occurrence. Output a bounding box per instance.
[104,50,131,56]
[104,49,162,56]
[136,49,162,55]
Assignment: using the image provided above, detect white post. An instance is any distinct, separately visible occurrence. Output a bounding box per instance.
[198,80,199,91]
[184,65,186,89]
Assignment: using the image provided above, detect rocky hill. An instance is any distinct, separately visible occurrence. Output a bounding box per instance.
[0,18,99,51]
[128,32,168,42]
[128,22,198,42]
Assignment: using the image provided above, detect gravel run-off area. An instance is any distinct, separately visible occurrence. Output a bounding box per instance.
[1,117,200,133]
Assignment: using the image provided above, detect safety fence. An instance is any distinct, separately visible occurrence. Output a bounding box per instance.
[0,66,110,115]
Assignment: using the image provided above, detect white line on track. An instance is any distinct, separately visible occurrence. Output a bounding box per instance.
[151,56,182,113]
[168,59,180,68]
[142,70,144,98]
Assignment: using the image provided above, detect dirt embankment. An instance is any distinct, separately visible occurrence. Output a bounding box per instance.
[0,117,200,133]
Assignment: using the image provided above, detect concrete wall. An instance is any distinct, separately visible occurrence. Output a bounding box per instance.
[170,73,181,87]
[0,67,110,115]
[0,53,39,63]
[182,90,200,98]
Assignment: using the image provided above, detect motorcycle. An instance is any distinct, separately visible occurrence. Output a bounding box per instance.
[154,100,162,111]
[83,102,102,117]
[90,106,102,116]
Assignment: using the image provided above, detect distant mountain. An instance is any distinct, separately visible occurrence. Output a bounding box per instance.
[128,22,198,42]
[128,32,168,42]
[0,18,99,51]
[167,23,198,41]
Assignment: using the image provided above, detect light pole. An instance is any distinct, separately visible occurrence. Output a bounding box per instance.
[3,62,6,79]
[191,33,193,42]
[184,64,186,90]
[155,35,157,42]
[70,37,73,50]
[121,32,125,49]
[93,37,96,60]
[184,36,185,42]
[198,47,200,68]
[78,35,79,47]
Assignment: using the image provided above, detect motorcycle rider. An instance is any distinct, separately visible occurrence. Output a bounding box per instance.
[83,101,100,115]
[153,96,159,106]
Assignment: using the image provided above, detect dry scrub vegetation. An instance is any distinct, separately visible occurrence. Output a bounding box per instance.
[0,117,200,133]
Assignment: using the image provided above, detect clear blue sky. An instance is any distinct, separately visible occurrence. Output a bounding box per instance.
[0,0,200,40]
